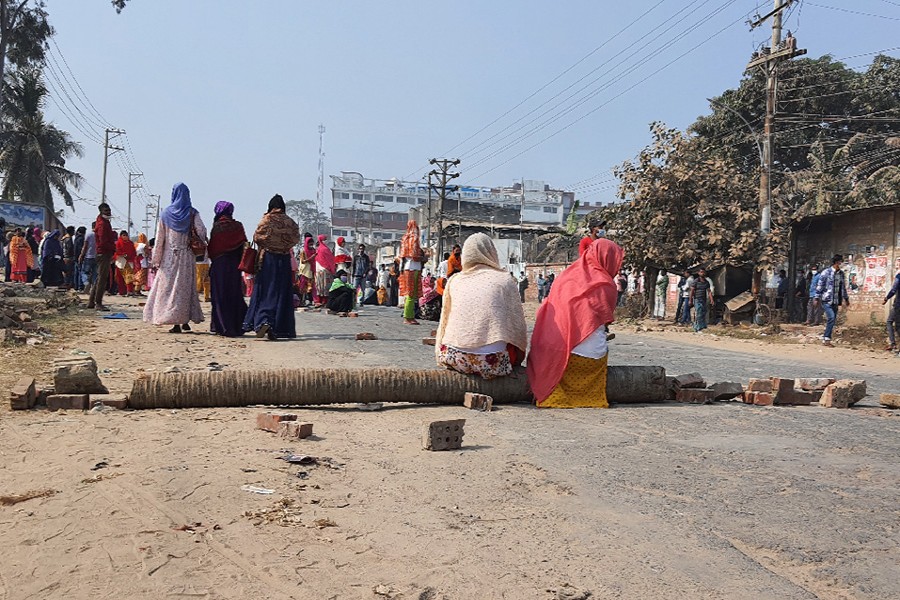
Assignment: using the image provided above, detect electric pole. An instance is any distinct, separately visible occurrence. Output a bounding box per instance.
[100,128,125,205]
[150,194,161,237]
[127,172,143,236]
[316,124,326,221]
[428,158,460,260]
[746,0,806,235]
[358,198,384,246]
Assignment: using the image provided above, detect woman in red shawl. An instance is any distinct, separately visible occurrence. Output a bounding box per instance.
[399,220,425,324]
[314,234,336,307]
[114,231,138,296]
[527,237,623,408]
[334,235,351,267]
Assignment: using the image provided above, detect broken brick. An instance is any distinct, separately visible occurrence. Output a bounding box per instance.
[673,373,705,389]
[278,421,314,439]
[675,388,716,404]
[463,392,493,412]
[423,419,465,451]
[820,380,865,409]
[746,378,774,393]
[46,394,89,411]
[9,377,36,410]
[422,337,436,346]
[90,394,128,409]
[744,391,774,406]
[256,412,297,433]
[797,378,836,391]
[355,332,377,341]
[879,393,900,409]
[711,382,744,400]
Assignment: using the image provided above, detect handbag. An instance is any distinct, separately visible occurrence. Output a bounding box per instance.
[239,243,258,274]
[189,212,207,258]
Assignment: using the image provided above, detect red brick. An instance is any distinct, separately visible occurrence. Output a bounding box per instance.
[463,392,493,412]
[746,378,774,393]
[89,394,128,409]
[355,332,377,340]
[256,412,297,433]
[775,389,816,406]
[9,377,36,410]
[751,392,774,406]
[278,421,314,439]
[423,419,465,451]
[675,388,716,404]
[46,394,89,411]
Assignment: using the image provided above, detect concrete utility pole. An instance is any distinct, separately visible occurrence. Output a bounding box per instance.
[100,128,125,205]
[428,158,460,260]
[358,198,384,246]
[127,172,143,236]
[746,0,806,235]
[150,194,161,237]
[316,124,326,219]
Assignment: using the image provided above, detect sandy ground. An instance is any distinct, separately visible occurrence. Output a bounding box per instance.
[1,296,899,599]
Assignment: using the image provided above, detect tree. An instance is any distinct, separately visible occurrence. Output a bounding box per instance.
[0,67,83,210]
[284,199,331,237]
[0,0,51,106]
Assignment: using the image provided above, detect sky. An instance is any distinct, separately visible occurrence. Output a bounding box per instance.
[37,0,900,233]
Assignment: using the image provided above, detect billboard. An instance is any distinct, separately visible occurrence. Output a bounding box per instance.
[0,201,46,229]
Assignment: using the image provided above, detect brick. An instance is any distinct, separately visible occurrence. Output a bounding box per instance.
[53,356,108,394]
[256,412,297,433]
[673,373,705,389]
[90,394,128,409]
[797,378,836,391]
[463,392,493,412]
[879,393,900,409]
[423,419,465,451]
[771,378,796,404]
[9,377,36,410]
[744,391,774,406]
[675,388,716,404]
[775,389,816,406]
[278,421,314,439]
[746,378,774,393]
[820,380,865,409]
[422,337,436,346]
[46,394,89,411]
[665,376,677,400]
[355,332,377,340]
[711,381,744,400]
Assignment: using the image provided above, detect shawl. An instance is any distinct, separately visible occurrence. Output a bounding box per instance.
[316,234,336,273]
[10,235,33,268]
[208,215,247,259]
[299,236,317,269]
[447,252,462,277]
[420,275,439,307]
[114,235,137,262]
[527,238,623,404]
[400,220,423,260]
[334,236,351,261]
[253,210,299,255]
[435,233,528,359]
[41,230,62,260]
[329,277,354,293]
[161,182,195,233]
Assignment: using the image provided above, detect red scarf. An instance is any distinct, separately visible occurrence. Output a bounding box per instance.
[114,236,136,262]
[208,216,247,259]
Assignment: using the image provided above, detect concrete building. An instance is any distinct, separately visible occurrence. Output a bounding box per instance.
[330,172,573,261]
[790,204,900,325]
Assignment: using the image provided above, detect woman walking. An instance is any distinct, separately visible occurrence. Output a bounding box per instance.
[527,237,623,408]
[243,194,300,340]
[207,201,248,337]
[40,230,65,286]
[114,231,137,296]
[143,182,207,333]
[399,220,425,324]
[314,234,336,307]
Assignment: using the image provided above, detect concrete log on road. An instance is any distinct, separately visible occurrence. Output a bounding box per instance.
[128,366,667,409]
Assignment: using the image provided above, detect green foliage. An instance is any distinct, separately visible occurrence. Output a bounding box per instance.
[284,199,331,237]
[0,68,83,210]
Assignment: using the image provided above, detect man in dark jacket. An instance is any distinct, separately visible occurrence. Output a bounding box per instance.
[61,226,75,288]
[352,244,371,291]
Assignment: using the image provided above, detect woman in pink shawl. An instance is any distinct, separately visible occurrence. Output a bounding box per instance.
[527,237,623,408]
[314,234,336,307]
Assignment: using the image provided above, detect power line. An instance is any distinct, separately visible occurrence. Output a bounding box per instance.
[804,2,900,21]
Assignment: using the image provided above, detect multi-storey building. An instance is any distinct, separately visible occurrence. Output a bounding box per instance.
[329,172,573,247]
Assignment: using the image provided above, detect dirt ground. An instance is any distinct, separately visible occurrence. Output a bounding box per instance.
[1,296,899,599]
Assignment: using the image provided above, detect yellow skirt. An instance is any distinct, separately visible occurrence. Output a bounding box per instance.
[541,353,609,408]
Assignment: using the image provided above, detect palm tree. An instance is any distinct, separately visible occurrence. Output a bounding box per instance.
[0,67,83,211]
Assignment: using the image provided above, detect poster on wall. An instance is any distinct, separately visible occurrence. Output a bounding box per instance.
[863,256,888,292]
[0,201,45,229]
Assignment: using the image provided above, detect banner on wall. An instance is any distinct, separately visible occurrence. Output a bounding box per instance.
[863,256,888,292]
[0,201,46,229]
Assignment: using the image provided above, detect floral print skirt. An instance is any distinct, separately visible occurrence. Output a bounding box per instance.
[438,344,513,380]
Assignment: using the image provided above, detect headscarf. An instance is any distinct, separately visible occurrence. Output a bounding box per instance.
[41,230,62,260]
[420,275,438,306]
[434,233,528,359]
[337,236,345,246]
[114,232,136,262]
[137,233,148,244]
[215,201,235,220]
[527,238,624,405]
[268,194,286,213]
[161,183,195,233]
[400,220,423,260]
[316,233,336,273]
[252,208,299,254]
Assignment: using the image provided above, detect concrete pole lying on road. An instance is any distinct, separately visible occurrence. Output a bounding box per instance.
[128,367,668,409]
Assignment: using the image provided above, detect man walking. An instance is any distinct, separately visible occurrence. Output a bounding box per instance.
[79,225,97,296]
[814,255,849,347]
[615,270,628,306]
[679,270,694,324]
[517,272,529,303]
[536,273,547,303]
[882,268,900,352]
[352,244,371,292]
[689,268,713,332]
[805,268,823,325]
[578,218,606,256]
[87,203,115,311]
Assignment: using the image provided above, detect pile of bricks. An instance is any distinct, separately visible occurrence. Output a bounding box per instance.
[742,377,866,409]
[256,412,314,439]
[9,375,128,411]
[670,373,744,404]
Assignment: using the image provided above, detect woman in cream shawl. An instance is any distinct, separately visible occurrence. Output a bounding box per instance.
[434,233,527,379]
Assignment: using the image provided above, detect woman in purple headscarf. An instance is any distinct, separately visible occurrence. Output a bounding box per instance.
[40,230,65,286]
[207,201,248,336]
[143,182,207,333]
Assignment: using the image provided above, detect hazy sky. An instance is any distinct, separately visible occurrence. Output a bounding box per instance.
[40,0,900,231]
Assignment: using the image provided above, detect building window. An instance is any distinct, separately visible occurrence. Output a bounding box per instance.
[543,206,558,214]
[340,192,350,200]
[352,193,364,201]
[375,195,393,203]
[417,198,426,204]
[394,196,409,204]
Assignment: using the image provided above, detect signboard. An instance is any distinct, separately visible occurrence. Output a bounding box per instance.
[0,201,45,229]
